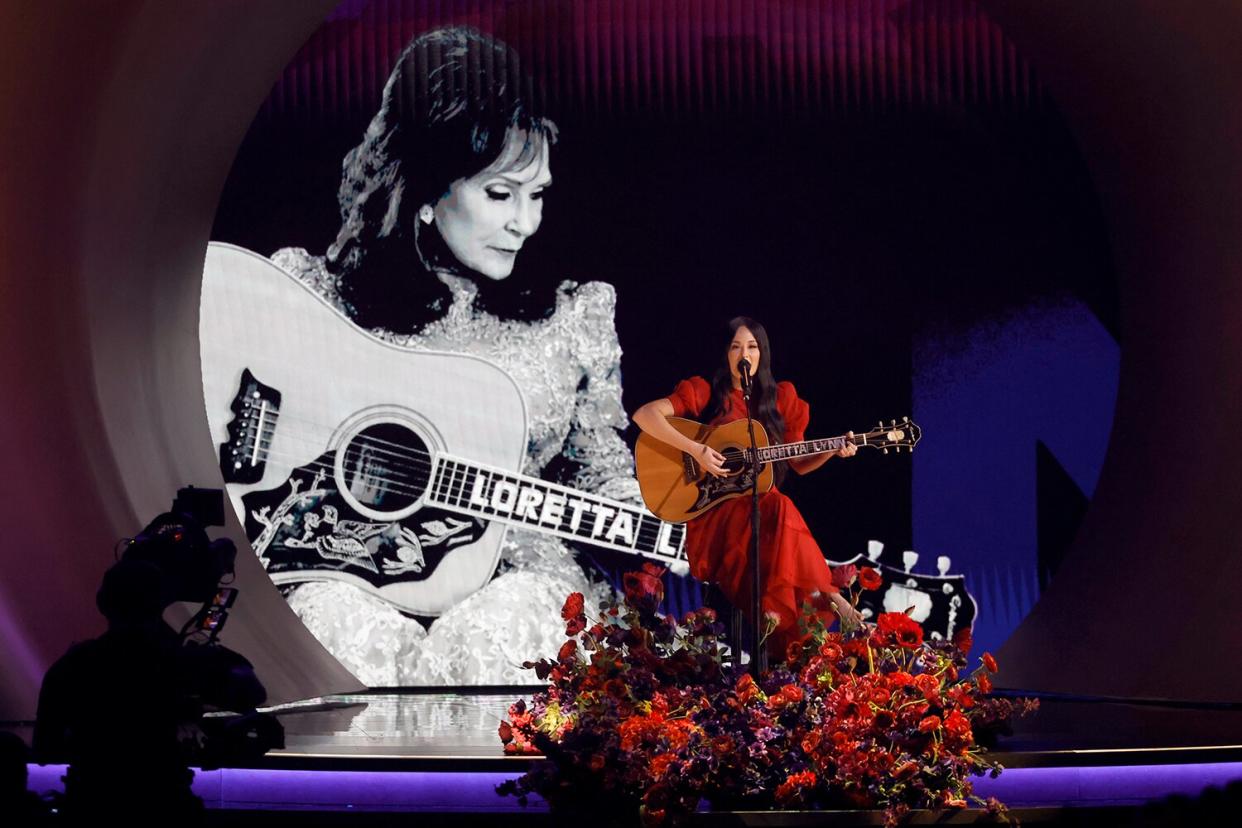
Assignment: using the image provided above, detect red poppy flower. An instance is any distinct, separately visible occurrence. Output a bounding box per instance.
[561,591,585,620]
[557,640,577,662]
[919,715,942,733]
[877,612,924,649]
[982,651,999,673]
[977,672,994,694]
[565,616,586,637]
[947,684,976,709]
[859,566,884,591]
[952,626,974,654]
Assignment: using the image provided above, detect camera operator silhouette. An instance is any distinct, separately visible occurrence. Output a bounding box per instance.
[34,509,275,819]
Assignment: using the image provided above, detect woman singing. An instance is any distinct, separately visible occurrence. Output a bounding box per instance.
[633,317,864,655]
[268,27,640,685]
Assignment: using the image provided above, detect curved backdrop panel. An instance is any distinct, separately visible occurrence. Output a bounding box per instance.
[3,1,1241,718]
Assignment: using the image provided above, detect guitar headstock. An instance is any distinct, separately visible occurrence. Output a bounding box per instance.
[857,417,921,455]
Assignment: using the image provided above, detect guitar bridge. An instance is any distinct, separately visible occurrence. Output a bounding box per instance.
[219,368,281,484]
[681,451,701,483]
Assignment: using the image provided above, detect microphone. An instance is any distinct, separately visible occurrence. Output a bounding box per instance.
[737,357,752,399]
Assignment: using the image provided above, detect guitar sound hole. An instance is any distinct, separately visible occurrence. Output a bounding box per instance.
[721,447,748,474]
[341,423,431,513]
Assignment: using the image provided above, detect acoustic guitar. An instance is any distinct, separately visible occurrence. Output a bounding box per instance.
[200,243,686,617]
[635,417,921,523]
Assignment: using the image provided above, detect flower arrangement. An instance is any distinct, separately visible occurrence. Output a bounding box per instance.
[498,563,1035,826]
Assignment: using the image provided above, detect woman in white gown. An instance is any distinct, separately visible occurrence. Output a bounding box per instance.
[269,27,640,686]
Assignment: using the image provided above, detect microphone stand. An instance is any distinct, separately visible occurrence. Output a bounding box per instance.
[738,362,766,677]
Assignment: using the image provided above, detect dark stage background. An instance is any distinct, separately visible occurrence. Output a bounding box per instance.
[3,0,1242,718]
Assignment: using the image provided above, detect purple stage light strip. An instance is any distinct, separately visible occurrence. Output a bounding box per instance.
[26,762,1242,811]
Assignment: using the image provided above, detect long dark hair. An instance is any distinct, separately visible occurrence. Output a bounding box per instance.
[702,316,789,483]
[327,27,557,333]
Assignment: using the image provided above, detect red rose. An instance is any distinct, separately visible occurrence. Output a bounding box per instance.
[859,566,884,591]
[561,591,585,620]
[623,567,665,609]
[944,709,972,740]
[830,564,858,589]
[780,684,804,704]
[819,642,844,661]
[888,670,915,688]
[918,715,942,733]
[649,753,676,778]
[982,652,999,673]
[915,673,941,702]
[736,673,763,704]
[774,770,818,806]
[894,759,920,779]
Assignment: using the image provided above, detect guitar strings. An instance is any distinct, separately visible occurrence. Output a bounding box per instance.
[237,401,887,478]
[229,410,863,549]
[233,436,671,548]
[236,449,673,554]
[223,403,890,552]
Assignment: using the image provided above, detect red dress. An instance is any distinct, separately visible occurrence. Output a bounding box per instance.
[667,377,840,654]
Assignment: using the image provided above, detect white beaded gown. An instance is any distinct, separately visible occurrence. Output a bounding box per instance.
[268,247,638,686]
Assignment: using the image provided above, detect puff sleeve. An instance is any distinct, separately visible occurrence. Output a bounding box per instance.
[776,381,811,443]
[667,376,712,419]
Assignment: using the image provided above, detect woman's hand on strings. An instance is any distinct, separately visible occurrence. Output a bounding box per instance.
[695,443,727,477]
[835,432,858,459]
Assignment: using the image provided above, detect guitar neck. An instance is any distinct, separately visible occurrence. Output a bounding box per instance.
[423,454,687,563]
[753,433,859,465]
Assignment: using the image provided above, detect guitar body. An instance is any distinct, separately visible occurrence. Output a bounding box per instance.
[635,418,775,523]
[200,243,527,616]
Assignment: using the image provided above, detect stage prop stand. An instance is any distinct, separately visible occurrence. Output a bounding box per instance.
[740,363,766,676]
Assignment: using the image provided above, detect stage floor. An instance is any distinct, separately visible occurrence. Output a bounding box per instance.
[261,690,1242,769]
[20,690,1242,817]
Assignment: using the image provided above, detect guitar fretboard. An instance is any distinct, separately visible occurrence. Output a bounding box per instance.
[425,456,687,562]
[753,435,853,464]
